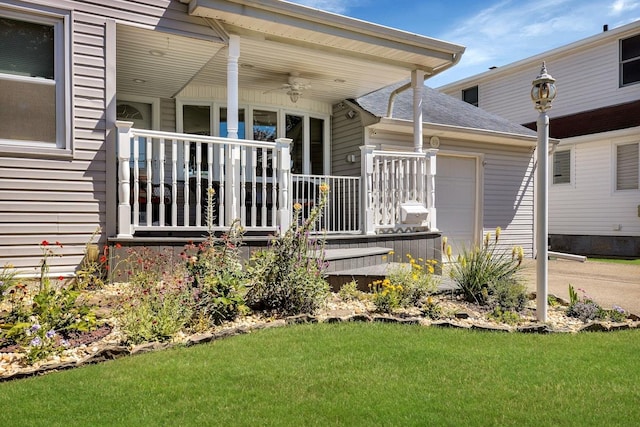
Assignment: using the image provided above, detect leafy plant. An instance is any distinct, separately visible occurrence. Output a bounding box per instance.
[422,296,443,319]
[245,184,330,316]
[487,306,521,325]
[446,227,526,308]
[117,282,193,345]
[566,285,627,323]
[338,280,363,302]
[75,228,122,290]
[369,279,402,313]
[387,255,439,307]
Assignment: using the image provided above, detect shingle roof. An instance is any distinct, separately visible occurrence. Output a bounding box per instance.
[354,82,537,137]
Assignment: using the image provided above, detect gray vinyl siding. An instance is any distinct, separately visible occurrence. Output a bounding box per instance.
[331,103,365,177]
[0,1,214,275]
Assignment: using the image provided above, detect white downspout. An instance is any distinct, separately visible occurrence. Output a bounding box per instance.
[411,69,424,153]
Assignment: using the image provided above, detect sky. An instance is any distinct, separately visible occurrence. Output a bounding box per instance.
[287,0,640,87]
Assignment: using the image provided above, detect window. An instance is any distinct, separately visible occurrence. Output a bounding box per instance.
[616,142,639,190]
[552,150,571,184]
[462,86,478,107]
[0,6,70,153]
[621,33,640,86]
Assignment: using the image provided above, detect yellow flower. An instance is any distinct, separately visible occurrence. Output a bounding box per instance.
[3,263,14,269]
[427,265,435,274]
[495,226,502,242]
[446,245,452,258]
[208,187,216,195]
[484,232,491,248]
[293,202,303,211]
[388,250,395,255]
[418,257,424,262]
[381,255,387,261]
[319,182,330,193]
[442,236,448,251]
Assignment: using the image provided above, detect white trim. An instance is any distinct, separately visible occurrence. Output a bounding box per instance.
[0,2,72,156]
[435,150,484,247]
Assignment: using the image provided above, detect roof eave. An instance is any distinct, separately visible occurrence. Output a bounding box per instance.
[372,117,540,147]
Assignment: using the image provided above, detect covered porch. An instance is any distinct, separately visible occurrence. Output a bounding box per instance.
[114,122,438,239]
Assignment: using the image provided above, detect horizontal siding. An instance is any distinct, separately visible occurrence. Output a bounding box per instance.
[331,103,363,176]
[550,137,640,236]
[366,132,535,257]
[441,32,640,125]
[0,1,228,275]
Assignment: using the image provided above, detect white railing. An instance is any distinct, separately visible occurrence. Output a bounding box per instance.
[116,121,291,238]
[361,146,437,234]
[291,174,360,234]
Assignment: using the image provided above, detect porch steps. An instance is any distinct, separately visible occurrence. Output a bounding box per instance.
[323,247,391,290]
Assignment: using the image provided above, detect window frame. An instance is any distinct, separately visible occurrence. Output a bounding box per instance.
[551,148,572,185]
[0,3,73,157]
[620,33,640,87]
[462,86,479,107]
[614,141,640,192]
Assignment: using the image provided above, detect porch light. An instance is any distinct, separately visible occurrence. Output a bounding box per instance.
[287,89,301,103]
[531,61,556,112]
[531,61,556,323]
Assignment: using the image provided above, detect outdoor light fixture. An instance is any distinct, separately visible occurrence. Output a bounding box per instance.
[531,61,557,112]
[531,61,556,323]
[287,90,301,103]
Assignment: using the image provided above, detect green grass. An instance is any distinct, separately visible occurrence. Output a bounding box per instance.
[1,323,640,426]
[589,258,640,265]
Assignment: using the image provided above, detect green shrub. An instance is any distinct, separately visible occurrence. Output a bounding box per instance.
[369,278,402,313]
[487,306,521,325]
[245,184,330,316]
[117,282,193,345]
[183,221,248,328]
[422,296,443,319]
[338,280,363,302]
[446,227,526,308]
[387,255,439,307]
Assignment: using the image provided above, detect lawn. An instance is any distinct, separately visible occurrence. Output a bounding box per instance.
[1,323,639,426]
[589,258,640,265]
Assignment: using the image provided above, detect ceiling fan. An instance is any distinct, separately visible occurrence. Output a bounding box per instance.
[264,72,311,103]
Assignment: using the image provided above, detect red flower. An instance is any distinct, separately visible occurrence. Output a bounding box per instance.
[100,255,107,264]
[58,276,64,281]
[115,243,122,249]
[55,241,63,248]
[41,240,49,246]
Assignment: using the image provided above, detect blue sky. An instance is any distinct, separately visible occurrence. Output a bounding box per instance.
[288,0,640,87]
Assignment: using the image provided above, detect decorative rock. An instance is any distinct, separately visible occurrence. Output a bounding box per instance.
[214,327,241,339]
[517,324,552,334]
[130,342,172,355]
[285,314,318,324]
[579,322,610,332]
[454,312,470,319]
[324,317,344,323]
[346,314,372,323]
[397,318,421,325]
[608,323,630,332]
[186,333,215,346]
[471,324,512,333]
[373,315,401,323]
[431,320,470,329]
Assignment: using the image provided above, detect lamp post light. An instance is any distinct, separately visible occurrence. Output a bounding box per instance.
[531,62,557,322]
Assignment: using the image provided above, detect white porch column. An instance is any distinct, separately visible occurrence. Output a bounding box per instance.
[116,121,133,238]
[426,149,438,231]
[226,34,240,139]
[276,138,292,232]
[411,70,425,153]
[360,145,376,235]
[225,34,241,222]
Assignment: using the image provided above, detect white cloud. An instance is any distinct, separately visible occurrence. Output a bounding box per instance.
[610,0,640,15]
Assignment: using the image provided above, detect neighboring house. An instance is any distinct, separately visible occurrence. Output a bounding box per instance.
[439,20,640,258]
[0,0,537,276]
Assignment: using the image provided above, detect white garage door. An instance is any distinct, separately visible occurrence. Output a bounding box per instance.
[435,156,477,254]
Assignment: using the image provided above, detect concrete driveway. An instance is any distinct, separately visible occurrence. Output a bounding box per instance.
[520,259,640,316]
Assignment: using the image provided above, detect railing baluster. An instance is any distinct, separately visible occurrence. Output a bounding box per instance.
[218,144,225,227]
[159,138,166,226]
[183,141,190,227]
[145,137,152,226]
[171,140,177,227]
[132,135,140,226]
[240,146,247,227]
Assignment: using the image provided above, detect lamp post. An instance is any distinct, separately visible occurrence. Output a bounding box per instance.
[531,62,557,322]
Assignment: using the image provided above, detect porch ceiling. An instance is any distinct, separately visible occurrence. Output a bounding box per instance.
[117,0,465,104]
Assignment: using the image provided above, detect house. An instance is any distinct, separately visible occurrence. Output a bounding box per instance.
[0,0,537,277]
[439,20,640,258]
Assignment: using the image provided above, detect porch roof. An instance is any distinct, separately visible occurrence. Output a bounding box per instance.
[354,83,539,145]
[177,0,466,104]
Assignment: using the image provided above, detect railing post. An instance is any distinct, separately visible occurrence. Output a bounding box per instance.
[360,145,376,235]
[276,138,292,233]
[426,148,438,231]
[116,121,133,238]
[226,144,241,223]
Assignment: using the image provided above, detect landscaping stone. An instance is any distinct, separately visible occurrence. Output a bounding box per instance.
[346,314,372,323]
[454,312,470,319]
[579,322,610,332]
[373,315,401,323]
[324,317,344,323]
[471,324,512,332]
[131,342,173,355]
[431,320,470,329]
[285,314,318,324]
[516,324,553,334]
[186,333,215,346]
[608,323,631,332]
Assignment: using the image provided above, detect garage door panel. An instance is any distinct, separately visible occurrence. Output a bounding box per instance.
[436,156,477,254]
